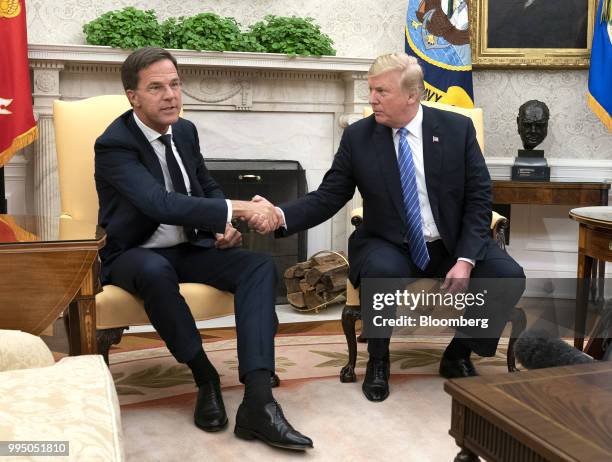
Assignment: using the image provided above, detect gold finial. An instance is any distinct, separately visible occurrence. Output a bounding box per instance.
[0,0,21,19]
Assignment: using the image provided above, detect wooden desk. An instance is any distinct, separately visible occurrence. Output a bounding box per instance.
[493,182,610,301]
[0,215,105,355]
[492,181,610,207]
[570,207,612,356]
[445,362,612,462]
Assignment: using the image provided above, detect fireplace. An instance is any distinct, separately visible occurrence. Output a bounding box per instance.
[207,159,307,302]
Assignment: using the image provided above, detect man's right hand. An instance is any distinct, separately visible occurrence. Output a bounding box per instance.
[248,195,284,234]
[231,197,281,234]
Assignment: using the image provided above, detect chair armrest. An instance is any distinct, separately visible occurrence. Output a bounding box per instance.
[351,207,363,227]
[491,211,508,249]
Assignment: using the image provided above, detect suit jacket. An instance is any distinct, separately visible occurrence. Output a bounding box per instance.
[279,105,492,285]
[94,110,227,281]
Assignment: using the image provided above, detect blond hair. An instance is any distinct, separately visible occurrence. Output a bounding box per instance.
[368,53,424,97]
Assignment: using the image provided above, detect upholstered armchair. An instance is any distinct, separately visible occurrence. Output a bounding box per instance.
[53,95,234,363]
[339,101,526,383]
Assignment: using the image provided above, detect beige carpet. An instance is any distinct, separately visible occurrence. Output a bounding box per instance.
[112,334,509,461]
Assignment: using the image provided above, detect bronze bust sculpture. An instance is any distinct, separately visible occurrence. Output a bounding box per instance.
[512,100,550,181]
[517,100,549,150]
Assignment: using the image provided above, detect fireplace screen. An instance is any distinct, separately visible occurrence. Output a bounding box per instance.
[206,160,307,303]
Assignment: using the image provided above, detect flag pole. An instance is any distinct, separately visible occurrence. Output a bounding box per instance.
[0,168,6,214]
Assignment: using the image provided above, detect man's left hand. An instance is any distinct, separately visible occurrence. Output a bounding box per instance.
[440,260,473,295]
[215,222,242,249]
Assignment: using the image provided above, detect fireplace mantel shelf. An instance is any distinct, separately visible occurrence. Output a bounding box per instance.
[28,43,373,73]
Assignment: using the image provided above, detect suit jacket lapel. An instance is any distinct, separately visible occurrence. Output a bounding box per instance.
[374,123,406,225]
[421,106,442,226]
[125,113,165,185]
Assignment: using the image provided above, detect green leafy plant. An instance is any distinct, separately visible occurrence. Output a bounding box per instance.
[170,13,262,52]
[83,7,164,49]
[247,15,336,56]
[83,9,336,56]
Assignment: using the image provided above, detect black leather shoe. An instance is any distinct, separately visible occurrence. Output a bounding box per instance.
[194,381,228,432]
[362,358,390,402]
[234,400,313,451]
[438,356,479,379]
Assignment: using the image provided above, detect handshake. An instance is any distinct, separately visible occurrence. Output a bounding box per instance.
[232,195,284,235]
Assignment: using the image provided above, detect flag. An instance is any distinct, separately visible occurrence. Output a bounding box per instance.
[405,0,474,108]
[588,0,612,132]
[0,0,37,168]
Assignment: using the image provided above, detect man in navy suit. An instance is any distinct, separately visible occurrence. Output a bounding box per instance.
[254,53,525,402]
[95,47,312,450]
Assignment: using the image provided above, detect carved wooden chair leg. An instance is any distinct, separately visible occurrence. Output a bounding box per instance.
[454,447,480,462]
[340,303,360,383]
[506,306,527,372]
[96,327,126,365]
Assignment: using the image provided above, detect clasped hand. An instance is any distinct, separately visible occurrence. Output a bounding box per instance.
[243,195,283,234]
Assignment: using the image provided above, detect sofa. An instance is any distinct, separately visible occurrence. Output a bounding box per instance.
[0,330,124,461]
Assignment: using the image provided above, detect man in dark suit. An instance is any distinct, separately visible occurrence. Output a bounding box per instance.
[94,47,312,450]
[254,52,525,402]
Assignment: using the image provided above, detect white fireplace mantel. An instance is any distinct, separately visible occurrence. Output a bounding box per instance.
[28,44,374,72]
[27,44,374,255]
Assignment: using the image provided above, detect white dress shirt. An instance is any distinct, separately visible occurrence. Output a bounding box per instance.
[133,114,231,248]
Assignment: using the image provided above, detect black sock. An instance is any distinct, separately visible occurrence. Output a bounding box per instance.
[243,369,274,408]
[444,338,471,360]
[367,338,390,360]
[187,349,219,387]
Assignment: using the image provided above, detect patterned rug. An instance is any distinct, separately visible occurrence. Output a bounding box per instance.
[112,334,510,461]
[110,334,509,405]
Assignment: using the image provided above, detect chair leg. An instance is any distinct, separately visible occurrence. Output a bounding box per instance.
[97,327,126,365]
[507,307,527,372]
[340,304,361,383]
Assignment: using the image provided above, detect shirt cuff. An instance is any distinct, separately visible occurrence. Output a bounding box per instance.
[225,199,232,223]
[458,257,475,267]
[276,207,287,229]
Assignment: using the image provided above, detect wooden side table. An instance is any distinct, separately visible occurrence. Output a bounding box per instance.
[0,214,106,354]
[570,206,612,357]
[445,362,612,462]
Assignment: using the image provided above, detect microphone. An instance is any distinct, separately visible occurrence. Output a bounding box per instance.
[514,328,593,370]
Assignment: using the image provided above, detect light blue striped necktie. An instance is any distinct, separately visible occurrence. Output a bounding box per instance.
[397,127,430,270]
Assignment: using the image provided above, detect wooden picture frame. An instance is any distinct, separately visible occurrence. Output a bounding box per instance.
[470,0,595,68]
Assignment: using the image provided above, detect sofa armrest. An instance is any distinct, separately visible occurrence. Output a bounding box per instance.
[0,330,55,372]
[0,354,124,461]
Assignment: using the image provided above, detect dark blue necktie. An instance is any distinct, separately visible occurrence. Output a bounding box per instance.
[397,127,430,270]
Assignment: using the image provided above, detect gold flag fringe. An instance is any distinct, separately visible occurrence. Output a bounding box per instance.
[588,92,612,133]
[0,126,38,168]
